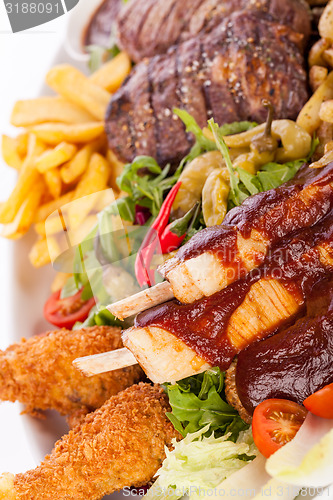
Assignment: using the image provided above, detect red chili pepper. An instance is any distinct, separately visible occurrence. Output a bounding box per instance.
[135,181,182,287]
[160,202,200,253]
[160,225,186,253]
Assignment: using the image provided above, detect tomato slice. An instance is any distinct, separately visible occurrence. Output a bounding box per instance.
[303,383,333,419]
[252,399,307,458]
[44,289,95,329]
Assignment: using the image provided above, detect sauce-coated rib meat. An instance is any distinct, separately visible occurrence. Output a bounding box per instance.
[116,0,311,62]
[233,280,333,415]
[105,10,308,166]
[160,164,333,304]
[123,213,333,383]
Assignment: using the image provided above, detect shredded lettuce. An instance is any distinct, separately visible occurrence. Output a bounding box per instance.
[164,367,248,439]
[73,305,121,329]
[145,426,257,500]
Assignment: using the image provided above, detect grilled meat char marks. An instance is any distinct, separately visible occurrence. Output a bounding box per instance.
[149,49,188,166]
[116,0,311,62]
[106,10,308,166]
[234,280,333,415]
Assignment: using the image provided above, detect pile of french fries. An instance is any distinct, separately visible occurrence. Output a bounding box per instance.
[297,0,333,163]
[0,52,131,270]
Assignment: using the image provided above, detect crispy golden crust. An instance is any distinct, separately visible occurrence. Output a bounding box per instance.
[0,326,143,416]
[12,383,180,500]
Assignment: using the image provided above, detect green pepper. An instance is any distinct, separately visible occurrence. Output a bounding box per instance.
[171,151,225,218]
[202,169,230,227]
[232,101,278,174]
[225,120,311,166]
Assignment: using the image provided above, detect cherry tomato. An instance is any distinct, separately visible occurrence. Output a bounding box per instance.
[252,399,307,458]
[44,289,95,329]
[303,383,333,419]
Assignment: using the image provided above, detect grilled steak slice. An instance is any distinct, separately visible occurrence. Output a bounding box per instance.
[234,279,333,415]
[106,10,308,166]
[116,0,311,62]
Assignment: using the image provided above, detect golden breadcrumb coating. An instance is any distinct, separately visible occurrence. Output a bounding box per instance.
[0,383,180,500]
[0,326,143,416]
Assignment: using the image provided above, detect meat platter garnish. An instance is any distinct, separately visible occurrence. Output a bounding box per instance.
[1,0,333,498]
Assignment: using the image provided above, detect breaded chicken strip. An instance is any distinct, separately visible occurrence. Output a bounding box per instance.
[0,326,143,417]
[0,383,180,500]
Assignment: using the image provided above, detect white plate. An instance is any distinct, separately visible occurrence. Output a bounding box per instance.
[2,2,333,499]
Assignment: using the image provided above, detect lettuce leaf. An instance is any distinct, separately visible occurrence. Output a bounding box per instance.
[164,367,248,439]
[117,157,180,217]
[145,426,257,500]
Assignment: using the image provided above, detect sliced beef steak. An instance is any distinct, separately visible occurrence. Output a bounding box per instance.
[105,10,308,166]
[116,0,311,62]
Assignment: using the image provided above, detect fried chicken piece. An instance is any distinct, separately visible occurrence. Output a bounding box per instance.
[0,383,180,500]
[0,326,143,417]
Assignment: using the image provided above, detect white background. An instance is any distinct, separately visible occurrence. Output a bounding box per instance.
[0,4,68,474]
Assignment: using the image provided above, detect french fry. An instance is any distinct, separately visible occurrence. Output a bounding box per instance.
[34,191,75,223]
[90,52,132,92]
[1,178,45,239]
[10,97,95,127]
[30,122,104,145]
[320,99,333,122]
[37,211,66,237]
[44,168,62,199]
[29,237,55,268]
[1,135,23,170]
[68,153,110,227]
[60,135,106,184]
[0,134,46,224]
[51,272,72,293]
[297,71,333,134]
[16,133,29,158]
[36,142,77,173]
[34,221,46,236]
[324,47,333,67]
[319,0,333,43]
[46,65,111,121]
[69,215,98,247]
[94,188,118,212]
[309,65,329,92]
[308,38,331,67]
[107,149,124,192]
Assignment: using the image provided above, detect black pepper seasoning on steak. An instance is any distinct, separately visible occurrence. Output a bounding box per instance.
[116,0,311,62]
[105,10,309,167]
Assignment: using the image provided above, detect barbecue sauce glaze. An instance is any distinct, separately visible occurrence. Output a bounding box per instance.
[136,206,333,368]
[236,281,333,413]
[177,163,333,261]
